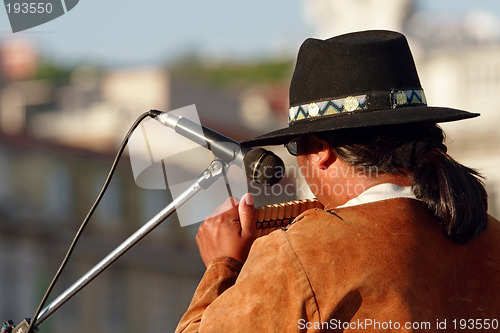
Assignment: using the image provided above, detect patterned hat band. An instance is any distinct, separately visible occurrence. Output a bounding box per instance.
[288,89,427,123]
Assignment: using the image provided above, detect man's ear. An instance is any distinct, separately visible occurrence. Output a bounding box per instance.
[308,135,336,170]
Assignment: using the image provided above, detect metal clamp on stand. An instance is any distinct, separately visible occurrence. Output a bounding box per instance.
[11,320,30,333]
[3,319,37,333]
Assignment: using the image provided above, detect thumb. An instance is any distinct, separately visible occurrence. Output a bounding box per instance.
[239,193,256,238]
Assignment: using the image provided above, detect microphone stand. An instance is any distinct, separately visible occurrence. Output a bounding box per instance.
[16,159,225,332]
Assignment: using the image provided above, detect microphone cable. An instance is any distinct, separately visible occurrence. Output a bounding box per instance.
[27,110,157,333]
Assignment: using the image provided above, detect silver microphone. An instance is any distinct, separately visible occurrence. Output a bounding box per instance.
[150,110,284,186]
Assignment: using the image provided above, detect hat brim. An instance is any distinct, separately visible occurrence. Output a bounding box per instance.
[240,106,479,147]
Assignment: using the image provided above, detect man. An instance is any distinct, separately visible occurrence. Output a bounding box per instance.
[176,30,500,332]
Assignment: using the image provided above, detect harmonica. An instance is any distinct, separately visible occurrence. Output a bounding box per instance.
[254,199,324,237]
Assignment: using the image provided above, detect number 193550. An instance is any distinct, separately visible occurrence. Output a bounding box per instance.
[6,2,53,14]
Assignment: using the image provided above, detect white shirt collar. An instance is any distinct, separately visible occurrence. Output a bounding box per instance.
[336,183,417,208]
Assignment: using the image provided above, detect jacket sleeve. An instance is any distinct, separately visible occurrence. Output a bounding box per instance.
[175,231,320,333]
[175,256,243,333]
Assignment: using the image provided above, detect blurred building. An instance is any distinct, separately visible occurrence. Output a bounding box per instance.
[0,132,204,332]
[0,41,290,332]
[0,44,207,332]
[304,0,413,39]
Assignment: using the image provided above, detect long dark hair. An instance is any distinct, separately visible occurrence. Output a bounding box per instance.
[315,123,488,244]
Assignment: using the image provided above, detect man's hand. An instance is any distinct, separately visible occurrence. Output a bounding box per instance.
[196,193,257,267]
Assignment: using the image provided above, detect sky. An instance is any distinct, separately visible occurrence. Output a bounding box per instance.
[1,0,500,67]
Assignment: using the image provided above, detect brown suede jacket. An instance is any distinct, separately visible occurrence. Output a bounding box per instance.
[176,198,500,332]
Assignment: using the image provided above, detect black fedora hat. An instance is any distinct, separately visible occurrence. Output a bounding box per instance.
[241,30,478,147]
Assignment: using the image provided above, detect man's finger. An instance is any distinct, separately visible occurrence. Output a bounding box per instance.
[238,193,257,238]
